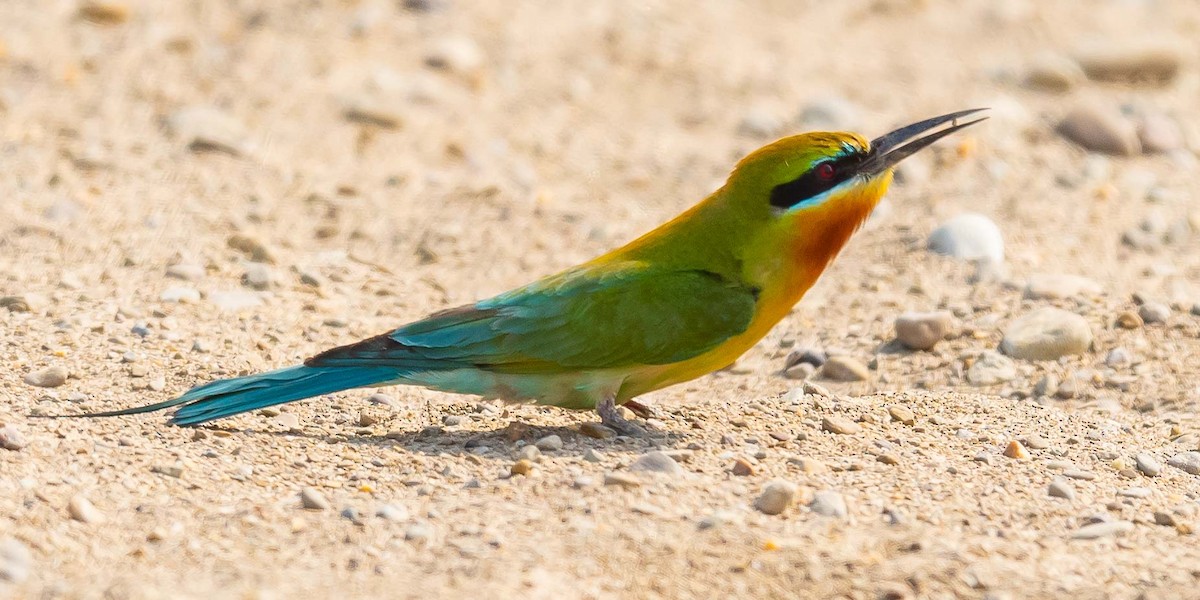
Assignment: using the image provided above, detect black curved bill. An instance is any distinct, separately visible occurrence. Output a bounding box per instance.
[860,108,989,176]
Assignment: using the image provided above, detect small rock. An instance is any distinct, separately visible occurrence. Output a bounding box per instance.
[1075,44,1183,85]
[242,263,275,290]
[1048,478,1075,500]
[603,472,641,488]
[754,480,798,515]
[0,538,32,583]
[1,296,34,312]
[425,36,483,73]
[1063,470,1097,481]
[1023,53,1086,93]
[68,495,104,523]
[894,311,955,351]
[78,1,129,24]
[1056,104,1140,156]
[1023,274,1103,300]
[150,465,183,478]
[300,487,330,510]
[821,416,861,435]
[809,490,848,517]
[1071,520,1134,540]
[1153,511,1179,527]
[820,356,871,382]
[23,365,69,388]
[0,425,28,451]
[1105,347,1133,368]
[1003,440,1030,460]
[1115,310,1143,330]
[782,362,816,380]
[1138,113,1184,154]
[928,213,1005,263]
[376,503,409,521]
[1118,487,1152,499]
[888,405,915,426]
[1167,452,1200,475]
[168,106,251,155]
[629,451,683,476]
[876,453,900,466]
[165,263,205,281]
[967,351,1017,385]
[357,411,379,427]
[1138,302,1170,325]
[579,422,616,440]
[342,94,404,129]
[510,459,534,476]
[697,510,741,530]
[1033,374,1059,397]
[999,307,1093,361]
[1055,376,1079,399]
[441,415,462,426]
[1022,435,1051,450]
[731,457,755,476]
[404,523,433,544]
[515,445,540,462]
[226,234,276,263]
[582,448,604,463]
[784,346,827,369]
[1135,453,1162,477]
[534,434,563,452]
[369,393,398,407]
[275,413,300,429]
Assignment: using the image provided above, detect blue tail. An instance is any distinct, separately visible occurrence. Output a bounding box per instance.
[82,365,397,426]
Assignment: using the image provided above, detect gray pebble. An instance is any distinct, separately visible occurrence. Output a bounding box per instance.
[1105,347,1133,368]
[1138,302,1170,325]
[1167,452,1200,475]
[894,311,956,351]
[809,490,848,517]
[534,434,563,452]
[376,503,409,521]
[441,415,463,426]
[0,537,32,583]
[582,448,604,463]
[369,393,398,408]
[628,451,683,476]
[1056,104,1140,155]
[820,356,871,382]
[754,480,798,515]
[300,487,330,510]
[1048,478,1075,500]
[999,307,1093,361]
[516,445,540,462]
[967,351,1017,385]
[1071,520,1133,539]
[784,346,827,369]
[928,213,1005,263]
[23,365,69,388]
[0,425,28,451]
[242,263,275,290]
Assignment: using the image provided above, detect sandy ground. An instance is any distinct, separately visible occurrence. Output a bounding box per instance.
[2,0,1200,598]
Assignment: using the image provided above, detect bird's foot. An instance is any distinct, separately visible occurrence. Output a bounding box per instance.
[596,394,645,436]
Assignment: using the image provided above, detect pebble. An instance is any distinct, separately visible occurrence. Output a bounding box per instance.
[24,365,69,388]
[1003,440,1030,459]
[226,234,276,264]
[1022,435,1051,450]
[820,356,871,382]
[1056,104,1140,156]
[788,456,827,473]
[68,495,104,523]
[582,448,604,463]
[1118,487,1152,499]
[1023,53,1086,93]
[1062,470,1097,481]
[1105,347,1133,368]
[1023,274,1102,300]
[1167,452,1200,475]
[697,510,741,530]
[0,425,28,451]
[404,523,433,544]
[0,538,32,584]
[927,213,1005,263]
[165,263,205,281]
[628,451,683,476]
[1071,520,1134,540]
[275,413,300,430]
[1138,112,1184,154]
[534,434,563,452]
[603,472,641,488]
[967,351,1017,385]
[242,263,275,290]
[754,480,798,515]
[425,36,483,73]
[376,503,409,521]
[888,405,915,426]
[78,1,130,24]
[784,346,827,369]
[342,94,404,129]
[1138,302,1170,325]
[441,415,462,426]
[999,307,1093,361]
[821,416,861,435]
[208,291,263,312]
[1132,451,1161,475]
[159,286,199,304]
[1048,478,1075,500]
[1033,374,1058,397]
[809,490,848,517]
[876,453,900,466]
[579,422,616,440]
[1075,44,1183,84]
[516,445,540,462]
[369,393,398,408]
[894,311,955,351]
[1115,311,1143,330]
[783,362,816,380]
[300,487,330,510]
[731,457,755,476]
[168,106,252,155]
[510,459,534,476]
[1,295,34,312]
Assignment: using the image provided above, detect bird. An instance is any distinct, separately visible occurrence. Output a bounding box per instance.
[78,109,986,434]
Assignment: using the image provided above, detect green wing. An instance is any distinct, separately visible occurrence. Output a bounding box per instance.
[307,262,758,373]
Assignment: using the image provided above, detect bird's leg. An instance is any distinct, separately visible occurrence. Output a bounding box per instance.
[622,399,656,420]
[596,393,645,436]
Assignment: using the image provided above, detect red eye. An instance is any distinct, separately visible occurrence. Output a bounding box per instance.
[815,162,835,180]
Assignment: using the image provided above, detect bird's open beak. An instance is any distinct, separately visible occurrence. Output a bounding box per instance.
[859,108,989,176]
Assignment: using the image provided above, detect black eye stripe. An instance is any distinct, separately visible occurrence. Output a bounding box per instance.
[769,153,865,210]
